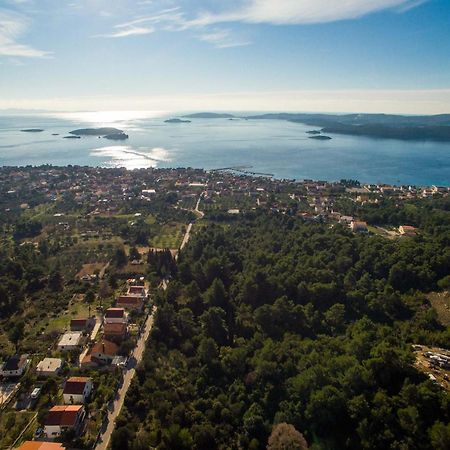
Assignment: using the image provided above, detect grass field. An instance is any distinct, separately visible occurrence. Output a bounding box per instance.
[428,291,450,326]
[150,223,185,249]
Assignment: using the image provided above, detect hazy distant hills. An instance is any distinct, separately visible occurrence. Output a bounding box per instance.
[245,113,450,141]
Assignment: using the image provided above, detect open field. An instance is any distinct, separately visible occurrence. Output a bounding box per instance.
[150,223,185,249]
[428,291,450,326]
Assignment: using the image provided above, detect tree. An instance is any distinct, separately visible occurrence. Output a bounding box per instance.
[267,423,309,450]
[8,321,25,352]
[430,422,450,450]
[114,248,127,268]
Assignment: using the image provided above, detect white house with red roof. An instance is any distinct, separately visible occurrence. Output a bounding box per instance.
[44,405,86,438]
[63,377,93,404]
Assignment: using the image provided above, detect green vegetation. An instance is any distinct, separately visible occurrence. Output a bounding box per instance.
[114,206,449,450]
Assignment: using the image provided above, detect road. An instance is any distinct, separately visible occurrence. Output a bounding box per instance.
[95,309,155,450]
[95,197,201,449]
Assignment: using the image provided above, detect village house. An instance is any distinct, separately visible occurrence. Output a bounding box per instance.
[16,442,65,450]
[104,308,127,324]
[36,358,63,378]
[70,317,96,333]
[0,354,29,378]
[90,340,120,365]
[116,295,144,311]
[399,225,418,237]
[44,405,86,438]
[63,377,93,404]
[104,322,128,343]
[81,340,120,368]
[351,221,369,233]
[57,332,84,351]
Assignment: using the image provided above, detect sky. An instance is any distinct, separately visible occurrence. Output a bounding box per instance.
[0,0,450,114]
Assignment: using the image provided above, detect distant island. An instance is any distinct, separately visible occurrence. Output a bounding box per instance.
[164,118,192,124]
[306,130,322,135]
[183,113,236,119]
[104,133,129,140]
[244,112,450,142]
[21,129,44,133]
[52,133,59,136]
[69,127,128,140]
[309,135,332,140]
[69,127,123,136]
[63,135,81,139]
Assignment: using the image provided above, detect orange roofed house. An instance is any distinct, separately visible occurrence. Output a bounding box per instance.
[44,405,86,438]
[16,442,65,450]
[81,339,119,368]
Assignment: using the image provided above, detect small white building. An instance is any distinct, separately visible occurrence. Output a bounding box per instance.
[63,377,93,404]
[57,332,84,351]
[36,358,63,378]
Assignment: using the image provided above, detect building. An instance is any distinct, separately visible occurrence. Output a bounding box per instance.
[351,221,368,233]
[104,308,127,324]
[44,405,86,438]
[127,285,147,297]
[90,340,119,365]
[116,295,144,312]
[399,225,417,237]
[70,317,96,332]
[63,377,93,404]
[104,322,128,343]
[57,332,84,351]
[36,358,63,378]
[0,354,29,378]
[16,442,65,450]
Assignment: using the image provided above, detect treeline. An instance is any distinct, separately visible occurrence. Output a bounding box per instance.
[113,212,449,450]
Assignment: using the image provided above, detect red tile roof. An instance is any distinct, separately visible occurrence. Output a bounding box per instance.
[46,405,83,427]
[105,308,125,318]
[104,322,127,335]
[63,377,91,395]
[91,339,119,356]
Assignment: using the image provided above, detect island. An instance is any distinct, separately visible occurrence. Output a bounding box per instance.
[104,133,129,140]
[52,133,60,136]
[21,129,44,133]
[164,118,192,124]
[68,127,129,140]
[69,127,124,136]
[309,135,332,140]
[306,130,321,135]
[63,135,81,139]
[183,112,236,119]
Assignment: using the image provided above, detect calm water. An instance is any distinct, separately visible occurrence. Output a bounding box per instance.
[0,111,449,186]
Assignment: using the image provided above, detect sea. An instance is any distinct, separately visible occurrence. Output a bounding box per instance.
[0,110,449,186]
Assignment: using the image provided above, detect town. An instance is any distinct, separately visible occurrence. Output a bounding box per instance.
[0,166,449,449]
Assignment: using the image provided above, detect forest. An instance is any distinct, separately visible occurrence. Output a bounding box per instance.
[112,209,450,450]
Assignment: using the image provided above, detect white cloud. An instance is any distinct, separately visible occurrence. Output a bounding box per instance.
[198,29,250,48]
[0,9,50,58]
[97,26,155,38]
[191,0,428,26]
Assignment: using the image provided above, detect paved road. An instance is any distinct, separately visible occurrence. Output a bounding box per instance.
[95,309,155,450]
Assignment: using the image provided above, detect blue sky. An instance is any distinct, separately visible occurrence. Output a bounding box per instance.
[1,0,450,113]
